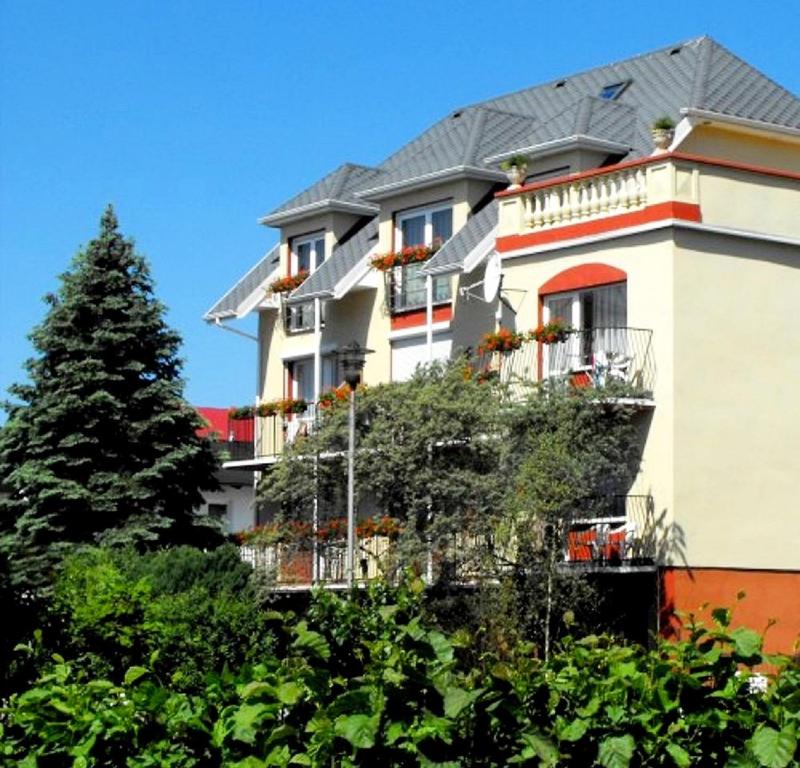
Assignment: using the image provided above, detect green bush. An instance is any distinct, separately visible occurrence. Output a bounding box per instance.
[3,579,798,767]
[41,545,276,691]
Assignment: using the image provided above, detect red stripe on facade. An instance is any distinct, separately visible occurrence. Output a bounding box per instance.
[390,304,453,330]
[660,567,800,655]
[539,264,627,295]
[496,202,702,253]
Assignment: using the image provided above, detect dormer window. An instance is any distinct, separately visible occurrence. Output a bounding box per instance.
[391,204,452,312]
[285,232,326,334]
[292,232,325,275]
[599,81,629,100]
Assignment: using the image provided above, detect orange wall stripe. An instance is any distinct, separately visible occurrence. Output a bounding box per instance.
[496,202,702,253]
[539,263,627,295]
[390,304,453,330]
[660,567,800,655]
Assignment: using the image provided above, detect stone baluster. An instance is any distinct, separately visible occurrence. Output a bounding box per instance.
[579,182,590,219]
[597,175,609,213]
[636,168,647,206]
[589,178,600,215]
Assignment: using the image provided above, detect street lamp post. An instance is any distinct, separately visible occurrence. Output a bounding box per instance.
[338,342,374,590]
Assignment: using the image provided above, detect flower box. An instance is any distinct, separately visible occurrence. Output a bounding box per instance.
[477,327,527,355]
[370,244,439,271]
[269,271,309,294]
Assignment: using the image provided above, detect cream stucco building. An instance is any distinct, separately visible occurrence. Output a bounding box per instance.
[206,37,800,651]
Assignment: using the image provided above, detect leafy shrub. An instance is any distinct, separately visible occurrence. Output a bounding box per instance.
[3,580,798,767]
[43,545,276,691]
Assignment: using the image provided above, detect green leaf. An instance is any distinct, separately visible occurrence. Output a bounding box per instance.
[277,681,304,705]
[232,703,274,744]
[558,718,589,742]
[292,623,331,661]
[712,607,731,627]
[123,666,149,686]
[666,743,692,767]
[748,726,797,768]
[731,627,762,660]
[598,734,635,768]
[334,713,379,749]
[443,686,481,719]
[427,631,454,663]
[515,731,559,766]
[386,720,406,745]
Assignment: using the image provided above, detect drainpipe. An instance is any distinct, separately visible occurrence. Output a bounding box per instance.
[426,275,433,362]
[312,298,322,583]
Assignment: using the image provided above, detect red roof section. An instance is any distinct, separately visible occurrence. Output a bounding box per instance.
[196,407,252,442]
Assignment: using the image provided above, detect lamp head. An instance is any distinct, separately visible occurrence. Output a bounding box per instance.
[338,341,374,389]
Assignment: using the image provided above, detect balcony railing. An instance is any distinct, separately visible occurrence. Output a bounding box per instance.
[478,327,655,401]
[563,495,657,566]
[255,404,319,460]
[496,155,700,240]
[239,496,656,588]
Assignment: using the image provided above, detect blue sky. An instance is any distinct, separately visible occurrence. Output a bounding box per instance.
[2,1,798,415]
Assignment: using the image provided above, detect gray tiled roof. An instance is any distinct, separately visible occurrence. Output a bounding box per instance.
[214,37,800,320]
[260,163,382,225]
[204,244,279,320]
[356,108,535,197]
[423,200,498,275]
[288,218,379,302]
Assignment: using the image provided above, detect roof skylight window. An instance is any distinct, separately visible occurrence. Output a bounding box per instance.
[599,81,629,100]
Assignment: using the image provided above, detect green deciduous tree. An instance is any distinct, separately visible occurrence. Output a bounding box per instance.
[0,206,221,594]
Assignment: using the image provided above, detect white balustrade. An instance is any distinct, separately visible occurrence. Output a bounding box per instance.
[522,166,647,231]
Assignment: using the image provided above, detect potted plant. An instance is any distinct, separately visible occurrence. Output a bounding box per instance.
[651,116,675,152]
[500,154,529,187]
[477,327,527,355]
[531,317,572,344]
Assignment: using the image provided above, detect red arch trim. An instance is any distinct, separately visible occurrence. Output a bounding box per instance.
[539,263,627,296]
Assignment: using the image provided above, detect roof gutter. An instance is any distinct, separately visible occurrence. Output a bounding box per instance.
[209,317,258,342]
[681,108,800,142]
[483,135,632,165]
[259,199,378,227]
[355,165,506,201]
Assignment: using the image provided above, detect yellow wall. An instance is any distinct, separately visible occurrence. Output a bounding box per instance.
[681,124,800,174]
[697,168,800,241]
[672,231,800,570]
[498,233,678,555]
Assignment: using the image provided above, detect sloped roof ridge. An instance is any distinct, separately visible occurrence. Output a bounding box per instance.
[461,35,709,113]
[692,36,800,113]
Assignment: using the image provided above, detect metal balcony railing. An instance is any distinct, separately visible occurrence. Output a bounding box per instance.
[563,494,657,566]
[239,495,657,588]
[478,327,655,401]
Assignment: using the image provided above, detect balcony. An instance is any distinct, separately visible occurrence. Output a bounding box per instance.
[478,327,655,402]
[254,404,319,460]
[563,495,657,568]
[496,154,700,245]
[239,495,656,590]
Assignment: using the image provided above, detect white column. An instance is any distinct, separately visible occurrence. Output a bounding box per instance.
[313,298,322,399]
[426,274,433,362]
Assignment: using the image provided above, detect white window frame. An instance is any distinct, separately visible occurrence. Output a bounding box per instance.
[291,231,326,276]
[391,202,452,313]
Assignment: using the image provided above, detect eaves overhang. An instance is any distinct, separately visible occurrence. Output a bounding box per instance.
[484,135,633,166]
[355,166,507,202]
[259,198,379,227]
[680,108,800,143]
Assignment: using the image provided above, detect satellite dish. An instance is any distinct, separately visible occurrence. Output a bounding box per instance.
[482,252,502,302]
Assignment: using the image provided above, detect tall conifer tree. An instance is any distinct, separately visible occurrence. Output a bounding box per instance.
[0,206,221,590]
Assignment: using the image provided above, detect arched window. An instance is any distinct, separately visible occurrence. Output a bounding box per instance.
[539,264,628,373]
